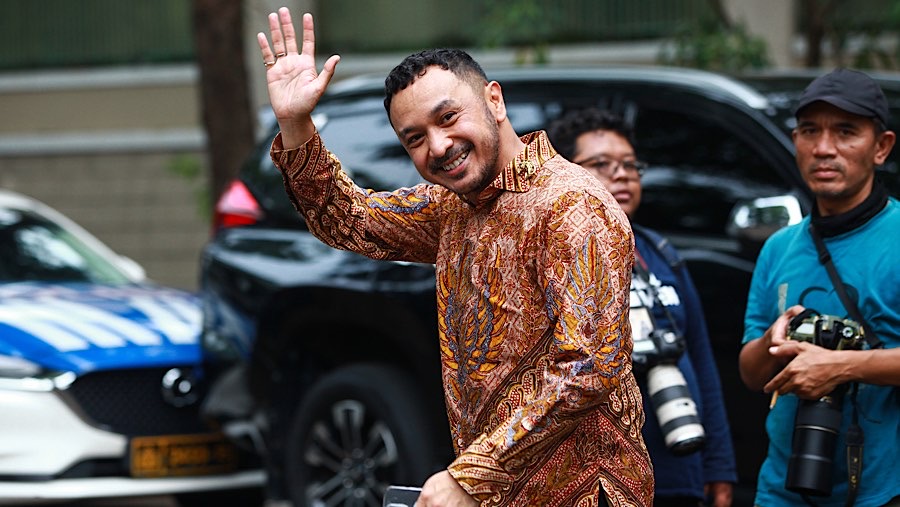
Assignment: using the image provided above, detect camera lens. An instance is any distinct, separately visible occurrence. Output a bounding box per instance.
[647,364,706,455]
[785,396,843,496]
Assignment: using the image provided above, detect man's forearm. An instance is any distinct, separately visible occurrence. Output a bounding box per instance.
[848,347,900,386]
[739,333,780,392]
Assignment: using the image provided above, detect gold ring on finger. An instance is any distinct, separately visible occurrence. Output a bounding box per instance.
[264,60,276,68]
[275,52,287,58]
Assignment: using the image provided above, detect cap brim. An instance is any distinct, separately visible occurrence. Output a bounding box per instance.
[795,96,878,121]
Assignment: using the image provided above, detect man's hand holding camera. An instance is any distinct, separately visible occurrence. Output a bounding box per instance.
[765,333,856,401]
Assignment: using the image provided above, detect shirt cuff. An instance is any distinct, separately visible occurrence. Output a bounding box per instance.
[269,130,320,173]
[447,443,513,504]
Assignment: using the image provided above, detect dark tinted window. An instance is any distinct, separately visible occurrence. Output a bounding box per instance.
[632,107,791,236]
[252,77,799,244]
[0,207,130,283]
[318,96,421,191]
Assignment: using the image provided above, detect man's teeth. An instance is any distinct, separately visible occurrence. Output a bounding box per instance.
[442,151,469,171]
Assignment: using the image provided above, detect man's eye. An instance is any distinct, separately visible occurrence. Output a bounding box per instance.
[441,112,456,123]
[591,160,612,171]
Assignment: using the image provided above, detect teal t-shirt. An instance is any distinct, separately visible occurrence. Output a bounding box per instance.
[743,198,900,507]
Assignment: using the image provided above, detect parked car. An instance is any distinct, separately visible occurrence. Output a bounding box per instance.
[0,189,265,505]
[198,66,900,507]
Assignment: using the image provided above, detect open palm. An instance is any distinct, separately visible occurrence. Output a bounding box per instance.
[257,8,340,147]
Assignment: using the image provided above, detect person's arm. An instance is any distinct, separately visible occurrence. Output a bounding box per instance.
[446,191,642,502]
[764,341,900,399]
[739,305,805,392]
[272,133,442,264]
[257,8,340,149]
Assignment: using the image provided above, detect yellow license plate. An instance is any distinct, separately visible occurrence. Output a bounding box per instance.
[130,432,238,478]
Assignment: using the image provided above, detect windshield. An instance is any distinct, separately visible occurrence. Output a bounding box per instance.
[0,207,131,284]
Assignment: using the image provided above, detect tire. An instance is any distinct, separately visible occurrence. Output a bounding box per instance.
[175,486,265,507]
[284,363,442,507]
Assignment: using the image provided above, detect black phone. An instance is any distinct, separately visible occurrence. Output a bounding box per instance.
[383,485,422,507]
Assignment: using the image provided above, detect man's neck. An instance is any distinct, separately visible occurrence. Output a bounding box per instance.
[811,181,889,237]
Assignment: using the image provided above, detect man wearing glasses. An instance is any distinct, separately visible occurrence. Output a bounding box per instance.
[549,108,737,507]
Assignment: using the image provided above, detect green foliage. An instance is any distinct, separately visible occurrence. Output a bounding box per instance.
[475,0,558,65]
[658,15,770,72]
[167,154,211,221]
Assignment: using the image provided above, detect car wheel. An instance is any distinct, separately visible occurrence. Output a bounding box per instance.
[285,363,441,507]
[175,486,265,507]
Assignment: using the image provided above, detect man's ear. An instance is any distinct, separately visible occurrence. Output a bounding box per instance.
[874,130,896,165]
[484,81,507,123]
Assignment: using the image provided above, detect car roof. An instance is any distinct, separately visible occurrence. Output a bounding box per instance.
[326,65,772,111]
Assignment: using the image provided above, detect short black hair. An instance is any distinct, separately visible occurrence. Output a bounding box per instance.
[546,108,635,161]
[384,48,488,115]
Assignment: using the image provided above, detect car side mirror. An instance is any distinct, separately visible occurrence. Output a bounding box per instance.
[728,195,803,246]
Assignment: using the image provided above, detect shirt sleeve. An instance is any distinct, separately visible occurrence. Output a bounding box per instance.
[743,237,779,345]
[270,131,442,264]
[447,189,645,500]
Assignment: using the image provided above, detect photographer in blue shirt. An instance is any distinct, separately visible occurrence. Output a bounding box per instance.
[739,68,900,507]
[549,108,737,507]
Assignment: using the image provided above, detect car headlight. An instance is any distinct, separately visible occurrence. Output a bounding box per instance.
[0,354,74,391]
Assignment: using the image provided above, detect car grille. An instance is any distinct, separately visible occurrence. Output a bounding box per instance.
[63,367,210,436]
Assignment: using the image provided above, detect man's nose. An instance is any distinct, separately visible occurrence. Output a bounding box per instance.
[428,130,452,158]
[812,132,837,156]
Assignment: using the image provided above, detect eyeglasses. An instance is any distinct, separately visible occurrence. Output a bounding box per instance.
[573,157,647,178]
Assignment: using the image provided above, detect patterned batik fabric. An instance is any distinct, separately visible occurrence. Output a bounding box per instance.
[273,130,654,506]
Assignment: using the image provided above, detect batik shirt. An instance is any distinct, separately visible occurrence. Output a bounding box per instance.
[272,130,653,507]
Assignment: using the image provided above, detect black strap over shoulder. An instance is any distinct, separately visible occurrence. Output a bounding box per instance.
[807,223,883,507]
[807,224,883,350]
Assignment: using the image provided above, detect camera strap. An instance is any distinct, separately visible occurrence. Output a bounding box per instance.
[808,223,879,507]
[808,224,883,350]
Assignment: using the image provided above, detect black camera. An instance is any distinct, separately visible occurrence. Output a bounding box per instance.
[629,282,705,456]
[784,312,865,497]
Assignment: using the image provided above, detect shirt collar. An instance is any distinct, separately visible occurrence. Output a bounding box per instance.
[463,131,557,207]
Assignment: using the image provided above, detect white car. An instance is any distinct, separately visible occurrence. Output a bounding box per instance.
[0,189,265,505]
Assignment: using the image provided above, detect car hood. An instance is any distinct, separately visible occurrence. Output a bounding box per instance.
[0,282,202,375]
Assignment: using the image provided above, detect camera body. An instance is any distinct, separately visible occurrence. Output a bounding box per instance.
[787,313,865,353]
[629,281,705,456]
[784,312,865,497]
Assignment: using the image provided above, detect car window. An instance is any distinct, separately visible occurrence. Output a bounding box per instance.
[632,106,792,237]
[318,96,422,191]
[0,207,130,283]
[249,77,802,244]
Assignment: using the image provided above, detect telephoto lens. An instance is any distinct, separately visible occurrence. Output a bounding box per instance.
[785,394,844,496]
[646,364,706,455]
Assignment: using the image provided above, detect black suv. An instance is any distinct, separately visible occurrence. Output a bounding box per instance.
[198,66,900,507]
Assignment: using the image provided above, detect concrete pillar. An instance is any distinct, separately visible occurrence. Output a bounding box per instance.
[721,0,797,68]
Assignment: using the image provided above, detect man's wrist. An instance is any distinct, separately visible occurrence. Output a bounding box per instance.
[276,116,316,149]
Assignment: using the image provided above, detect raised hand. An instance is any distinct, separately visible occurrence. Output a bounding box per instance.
[257,8,340,148]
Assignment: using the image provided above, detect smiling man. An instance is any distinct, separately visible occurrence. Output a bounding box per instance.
[257,7,652,507]
[739,68,900,507]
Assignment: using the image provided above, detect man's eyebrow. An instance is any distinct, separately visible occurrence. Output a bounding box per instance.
[397,99,457,140]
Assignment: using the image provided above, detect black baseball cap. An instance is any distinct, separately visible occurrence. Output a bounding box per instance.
[794,68,890,126]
